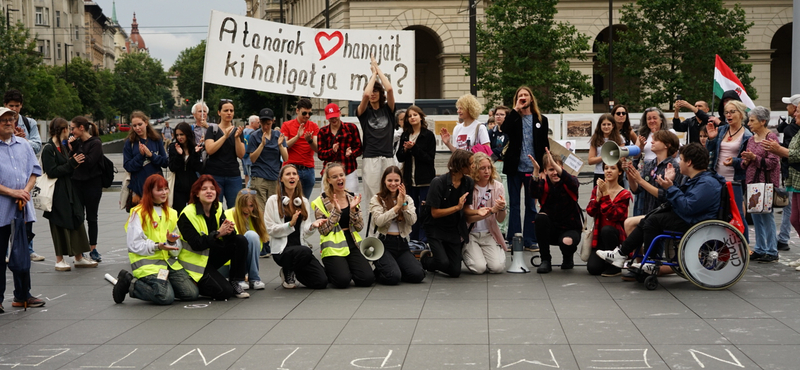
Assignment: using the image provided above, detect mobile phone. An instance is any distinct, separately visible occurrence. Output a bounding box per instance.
[677,94,684,101]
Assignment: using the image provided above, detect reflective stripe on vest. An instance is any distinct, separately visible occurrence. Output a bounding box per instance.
[178,203,223,282]
[124,205,182,279]
[311,196,361,258]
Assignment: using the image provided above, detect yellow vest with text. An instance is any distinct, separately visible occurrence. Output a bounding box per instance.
[178,203,224,282]
[311,196,361,258]
[124,205,182,279]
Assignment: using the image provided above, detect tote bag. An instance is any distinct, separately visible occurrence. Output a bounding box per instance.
[32,173,57,212]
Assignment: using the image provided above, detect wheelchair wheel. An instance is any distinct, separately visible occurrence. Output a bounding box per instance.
[644,275,658,290]
[677,220,749,290]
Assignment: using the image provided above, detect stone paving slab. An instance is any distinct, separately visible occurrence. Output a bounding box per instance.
[2,180,800,369]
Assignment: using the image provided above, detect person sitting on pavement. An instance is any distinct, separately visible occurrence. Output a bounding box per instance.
[264,164,328,289]
[463,152,508,274]
[113,174,199,305]
[224,189,269,290]
[369,166,426,284]
[313,163,375,288]
[529,149,583,274]
[597,143,725,274]
[586,161,632,277]
[177,175,250,300]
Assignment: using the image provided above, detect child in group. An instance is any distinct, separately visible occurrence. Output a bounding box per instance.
[529,149,583,273]
[587,114,624,185]
[463,152,508,274]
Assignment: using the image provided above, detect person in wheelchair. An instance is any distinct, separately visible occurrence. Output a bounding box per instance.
[597,143,726,274]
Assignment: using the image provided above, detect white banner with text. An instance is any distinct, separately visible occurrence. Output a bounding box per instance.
[203,10,415,102]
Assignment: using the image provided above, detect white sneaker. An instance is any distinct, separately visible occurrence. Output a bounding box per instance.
[280,269,297,289]
[788,258,800,267]
[629,262,657,275]
[796,265,800,272]
[238,280,250,291]
[595,247,626,268]
[74,257,98,268]
[30,253,45,261]
[251,280,266,290]
[54,260,71,271]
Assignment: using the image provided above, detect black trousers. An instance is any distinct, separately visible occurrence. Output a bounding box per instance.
[273,245,328,289]
[373,235,425,285]
[197,234,249,300]
[534,213,580,262]
[72,178,102,246]
[587,226,621,275]
[621,209,690,256]
[322,234,375,289]
[422,234,463,278]
[0,225,31,302]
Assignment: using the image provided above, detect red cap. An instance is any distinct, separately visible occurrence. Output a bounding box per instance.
[324,103,341,119]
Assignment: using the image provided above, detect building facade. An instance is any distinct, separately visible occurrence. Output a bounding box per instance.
[2,0,86,66]
[249,0,795,112]
[84,1,115,71]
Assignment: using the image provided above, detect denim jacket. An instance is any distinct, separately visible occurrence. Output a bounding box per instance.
[706,124,752,181]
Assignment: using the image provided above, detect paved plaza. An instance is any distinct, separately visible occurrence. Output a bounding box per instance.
[2,170,800,370]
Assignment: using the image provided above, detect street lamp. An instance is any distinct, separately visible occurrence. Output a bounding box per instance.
[6,7,19,31]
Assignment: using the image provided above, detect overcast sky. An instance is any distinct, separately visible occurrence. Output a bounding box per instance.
[92,0,245,70]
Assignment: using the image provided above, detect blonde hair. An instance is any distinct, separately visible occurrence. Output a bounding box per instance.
[725,101,748,123]
[456,94,483,121]
[233,192,268,243]
[471,152,499,181]
[322,162,346,200]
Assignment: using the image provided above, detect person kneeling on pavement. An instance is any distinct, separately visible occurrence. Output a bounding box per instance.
[113,174,199,305]
[177,175,250,299]
[597,143,725,273]
[528,149,583,273]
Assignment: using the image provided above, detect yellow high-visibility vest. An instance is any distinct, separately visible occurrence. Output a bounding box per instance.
[178,202,223,282]
[124,205,182,279]
[311,196,361,258]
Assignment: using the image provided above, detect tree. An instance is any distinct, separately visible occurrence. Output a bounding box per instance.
[171,40,206,104]
[112,52,171,119]
[0,14,46,116]
[596,0,754,111]
[469,0,593,113]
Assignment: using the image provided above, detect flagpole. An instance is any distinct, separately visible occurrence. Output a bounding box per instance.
[710,55,717,118]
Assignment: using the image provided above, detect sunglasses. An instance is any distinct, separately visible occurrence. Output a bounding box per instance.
[615,112,628,116]
[239,189,257,195]
[299,111,311,116]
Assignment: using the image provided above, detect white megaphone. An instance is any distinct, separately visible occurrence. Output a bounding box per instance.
[601,141,641,165]
[507,233,531,273]
[359,237,385,261]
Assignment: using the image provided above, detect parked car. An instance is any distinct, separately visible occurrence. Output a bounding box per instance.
[118,123,130,132]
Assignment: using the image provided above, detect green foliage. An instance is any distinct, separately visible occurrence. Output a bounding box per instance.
[99,131,128,142]
[0,15,46,116]
[171,40,206,104]
[112,52,171,119]
[468,0,593,113]
[596,0,754,111]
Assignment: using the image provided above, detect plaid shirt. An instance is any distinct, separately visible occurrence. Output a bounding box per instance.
[787,132,800,191]
[586,187,631,249]
[317,122,363,175]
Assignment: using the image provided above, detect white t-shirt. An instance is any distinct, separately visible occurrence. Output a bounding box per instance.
[451,121,489,151]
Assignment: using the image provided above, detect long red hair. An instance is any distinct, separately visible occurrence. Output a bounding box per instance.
[188,175,221,205]
[138,174,170,228]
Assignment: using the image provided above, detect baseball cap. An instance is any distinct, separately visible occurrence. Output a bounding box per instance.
[782,94,800,106]
[324,103,341,119]
[0,107,14,118]
[259,108,275,120]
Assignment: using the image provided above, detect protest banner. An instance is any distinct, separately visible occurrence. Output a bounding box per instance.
[203,10,415,103]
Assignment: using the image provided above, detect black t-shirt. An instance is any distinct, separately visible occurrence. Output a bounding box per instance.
[424,173,474,241]
[358,104,395,158]
[284,214,302,246]
[203,125,243,177]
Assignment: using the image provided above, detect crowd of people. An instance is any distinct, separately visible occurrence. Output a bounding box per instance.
[3,67,800,309]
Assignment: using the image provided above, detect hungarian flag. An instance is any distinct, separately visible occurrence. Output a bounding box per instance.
[714,55,755,110]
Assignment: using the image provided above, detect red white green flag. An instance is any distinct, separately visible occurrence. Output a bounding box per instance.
[714,55,755,110]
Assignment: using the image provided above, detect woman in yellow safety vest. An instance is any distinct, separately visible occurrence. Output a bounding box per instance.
[177,175,250,300]
[224,189,268,290]
[113,174,199,305]
[264,164,328,289]
[312,162,375,288]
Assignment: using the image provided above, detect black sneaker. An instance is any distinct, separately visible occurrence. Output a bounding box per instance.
[621,270,637,281]
[601,266,622,277]
[0,303,3,313]
[757,254,779,263]
[230,280,250,298]
[777,242,790,251]
[749,252,765,261]
[561,258,574,270]
[113,270,133,304]
[537,260,552,274]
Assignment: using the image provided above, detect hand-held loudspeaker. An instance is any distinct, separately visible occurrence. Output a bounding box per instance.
[359,237,385,261]
[601,141,641,165]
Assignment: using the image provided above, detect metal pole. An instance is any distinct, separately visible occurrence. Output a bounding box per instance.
[793,0,800,94]
[279,0,284,23]
[65,44,71,80]
[325,0,330,28]
[469,0,477,96]
[608,0,613,110]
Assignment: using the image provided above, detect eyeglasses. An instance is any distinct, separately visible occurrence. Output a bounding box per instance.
[300,111,311,116]
[239,189,257,195]
[0,118,16,124]
[724,110,738,115]
[615,112,627,116]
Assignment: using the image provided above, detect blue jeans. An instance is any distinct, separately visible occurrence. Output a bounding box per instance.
[131,268,199,305]
[243,231,262,282]
[778,196,792,244]
[751,212,778,256]
[212,175,243,209]
[297,166,316,200]
[408,186,428,242]
[507,171,537,246]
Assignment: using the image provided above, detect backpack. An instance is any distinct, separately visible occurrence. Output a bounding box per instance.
[101,155,116,188]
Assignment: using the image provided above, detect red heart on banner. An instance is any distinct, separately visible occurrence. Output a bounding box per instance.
[315,31,344,61]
